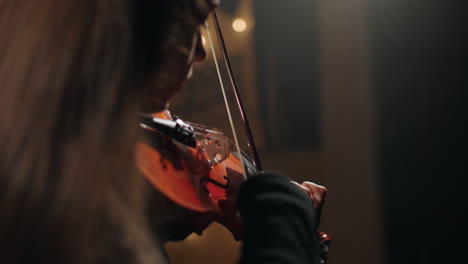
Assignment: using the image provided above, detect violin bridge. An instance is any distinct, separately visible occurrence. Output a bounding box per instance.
[199,131,230,167]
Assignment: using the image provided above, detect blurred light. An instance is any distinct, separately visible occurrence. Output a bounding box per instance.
[201,35,206,46]
[232,18,247,32]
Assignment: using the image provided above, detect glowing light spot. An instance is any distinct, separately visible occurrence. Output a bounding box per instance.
[232,18,247,32]
[201,35,206,46]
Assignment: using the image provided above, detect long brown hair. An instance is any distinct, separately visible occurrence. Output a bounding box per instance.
[0,0,169,263]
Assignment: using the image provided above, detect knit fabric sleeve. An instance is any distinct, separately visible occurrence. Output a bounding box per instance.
[237,173,320,264]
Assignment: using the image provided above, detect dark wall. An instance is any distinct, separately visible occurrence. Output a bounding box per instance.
[253,0,320,150]
[371,1,467,263]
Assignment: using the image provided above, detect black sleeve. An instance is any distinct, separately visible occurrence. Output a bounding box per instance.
[237,172,320,264]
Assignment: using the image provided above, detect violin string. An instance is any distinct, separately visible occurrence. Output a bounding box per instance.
[205,18,247,180]
[139,114,229,144]
[185,121,213,130]
[185,122,224,135]
[191,131,226,142]
[191,127,223,135]
[192,128,252,162]
[191,128,252,162]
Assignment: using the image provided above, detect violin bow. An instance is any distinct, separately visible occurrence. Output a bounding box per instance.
[205,10,263,176]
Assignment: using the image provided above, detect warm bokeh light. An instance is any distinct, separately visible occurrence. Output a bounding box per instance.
[232,18,247,32]
[201,35,206,46]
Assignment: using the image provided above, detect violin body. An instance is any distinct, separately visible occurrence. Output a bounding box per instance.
[135,111,246,240]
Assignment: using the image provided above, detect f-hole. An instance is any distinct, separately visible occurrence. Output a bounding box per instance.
[202,176,230,194]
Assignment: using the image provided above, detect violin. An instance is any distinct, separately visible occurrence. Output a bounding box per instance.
[135,110,330,261]
[135,110,252,240]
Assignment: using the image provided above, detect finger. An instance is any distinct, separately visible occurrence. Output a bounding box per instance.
[301,182,327,201]
[301,181,327,211]
[290,181,312,199]
[290,181,327,224]
[290,181,324,210]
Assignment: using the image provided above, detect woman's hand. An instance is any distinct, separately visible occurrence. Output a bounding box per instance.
[291,181,327,223]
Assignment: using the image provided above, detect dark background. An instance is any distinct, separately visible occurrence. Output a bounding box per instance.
[255,0,468,263]
[370,0,467,263]
[166,1,467,263]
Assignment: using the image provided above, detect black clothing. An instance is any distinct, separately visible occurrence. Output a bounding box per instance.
[145,169,322,264]
[238,173,320,264]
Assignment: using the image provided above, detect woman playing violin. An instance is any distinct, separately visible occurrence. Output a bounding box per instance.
[0,0,327,263]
